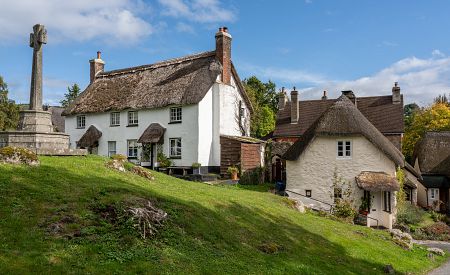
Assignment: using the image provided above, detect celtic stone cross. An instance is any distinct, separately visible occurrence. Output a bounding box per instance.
[29,24,47,110]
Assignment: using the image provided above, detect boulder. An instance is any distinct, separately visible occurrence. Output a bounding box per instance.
[427,247,445,256]
[390,229,413,250]
[293,199,306,213]
[384,264,395,274]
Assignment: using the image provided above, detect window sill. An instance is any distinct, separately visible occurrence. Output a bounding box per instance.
[383,210,392,214]
[110,125,120,127]
[169,156,182,159]
[76,127,85,129]
[127,156,138,159]
[168,121,182,124]
[127,124,139,127]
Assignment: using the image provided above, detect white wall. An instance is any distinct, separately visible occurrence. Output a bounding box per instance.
[286,135,397,228]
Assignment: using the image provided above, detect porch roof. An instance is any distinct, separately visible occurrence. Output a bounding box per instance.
[138,123,166,144]
[356,171,400,192]
[77,125,102,148]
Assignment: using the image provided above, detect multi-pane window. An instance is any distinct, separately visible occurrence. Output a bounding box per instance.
[127,140,138,158]
[333,187,342,203]
[169,138,182,158]
[128,111,138,126]
[108,141,117,157]
[110,112,120,126]
[383,191,391,212]
[170,107,182,123]
[430,188,439,199]
[337,140,351,158]
[305,190,312,198]
[0,138,7,148]
[76,115,85,129]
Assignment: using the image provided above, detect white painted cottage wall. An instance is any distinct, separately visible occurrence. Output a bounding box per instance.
[286,135,397,228]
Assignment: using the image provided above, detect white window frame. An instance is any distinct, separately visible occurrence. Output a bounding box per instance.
[430,188,439,199]
[76,115,86,129]
[337,140,352,159]
[108,141,117,157]
[383,191,392,213]
[127,139,138,158]
[170,107,182,123]
[128,111,138,126]
[169,138,182,158]
[110,112,120,126]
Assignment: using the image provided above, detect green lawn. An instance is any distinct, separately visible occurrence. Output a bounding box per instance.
[0,156,446,274]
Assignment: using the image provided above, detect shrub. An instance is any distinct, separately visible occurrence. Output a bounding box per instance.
[396,203,425,225]
[430,211,446,223]
[333,200,357,219]
[191,162,201,169]
[227,166,239,174]
[157,152,172,168]
[239,167,265,185]
[412,222,450,241]
[0,146,39,165]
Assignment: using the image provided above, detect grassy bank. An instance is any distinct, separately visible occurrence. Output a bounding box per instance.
[0,156,446,274]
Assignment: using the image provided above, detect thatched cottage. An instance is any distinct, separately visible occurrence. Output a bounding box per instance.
[413,131,450,212]
[63,27,264,175]
[283,95,420,229]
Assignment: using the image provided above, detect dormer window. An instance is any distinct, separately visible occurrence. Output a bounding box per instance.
[337,140,352,158]
[170,107,182,123]
[76,115,85,129]
[128,111,138,126]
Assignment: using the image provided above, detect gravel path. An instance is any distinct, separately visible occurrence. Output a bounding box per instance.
[413,240,450,275]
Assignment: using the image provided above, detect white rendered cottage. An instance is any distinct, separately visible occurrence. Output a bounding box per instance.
[63,27,260,175]
[283,95,417,229]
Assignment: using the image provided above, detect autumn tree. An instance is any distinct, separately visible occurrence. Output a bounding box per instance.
[242,76,277,138]
[404,103,420,128]
[0,76,19,130]
[60,83,81,108]
[403,103,450,162]
[434,93,450,106]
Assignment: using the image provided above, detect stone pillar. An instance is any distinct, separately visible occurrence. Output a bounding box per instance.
[29,24,47,111]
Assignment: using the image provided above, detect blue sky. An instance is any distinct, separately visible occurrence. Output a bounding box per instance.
[1,0,449,106]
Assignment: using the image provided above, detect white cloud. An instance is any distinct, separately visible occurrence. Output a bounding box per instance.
[0,0,153,44]
[158,0,236,23]
[176,22,195,34]
[242,51,450,105]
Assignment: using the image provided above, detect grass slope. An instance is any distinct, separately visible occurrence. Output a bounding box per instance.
[0,156,446,274]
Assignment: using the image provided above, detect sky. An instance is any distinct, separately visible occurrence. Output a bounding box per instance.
[1,0,449,106]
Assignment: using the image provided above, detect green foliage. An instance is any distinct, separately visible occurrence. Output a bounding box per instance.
[191,162,201,168]
[239,167,265,185]
[60,83,81,108]
[333,200,357,219]
[227,165,239,174]
[404,103,420,128]
[157,152,172,168]
[330,168,357,219]
[396,203,426,225]
[243,76,277,138]
[434,93,450,106]
[403,103,450,162]
[430,211,447,223]
[396,167,406,206]
[0,76,19,130]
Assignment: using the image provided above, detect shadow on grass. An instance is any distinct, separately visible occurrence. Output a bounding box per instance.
[0,161,411,274]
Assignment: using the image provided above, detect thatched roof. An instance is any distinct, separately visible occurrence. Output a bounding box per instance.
[356,171,400,192]
[77,125,102,148]
[283,95,405,168]
[48,106,65,132]
[220,135,264,144]
[413,131,450,175]
[138,123,166,144]
[63,51,252,116]
[274,94,403,137]
[271,141,293,157]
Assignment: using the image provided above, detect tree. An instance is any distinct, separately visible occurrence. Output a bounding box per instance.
[60,83,81,108]
[403,103,450,162]
[0,76,19,130]
[243,76,277,138]
[404,103,420,128]
[434,93,449,106]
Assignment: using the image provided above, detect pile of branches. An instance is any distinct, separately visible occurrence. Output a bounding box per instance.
[128,200,168,239]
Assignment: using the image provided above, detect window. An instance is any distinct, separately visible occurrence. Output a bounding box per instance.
[127,140,138,158]
[305,190,312,198]
[108,141,116,157]
[333,187,342,203]
[110,112,120,126]
[337,140,351,158]
[170,107,182,123]
[383,191,391,212]
[430,188,439,199]
[76,115,86,129]
[169,138,182,158]
[0,138,6,148]
[128,111,138,126]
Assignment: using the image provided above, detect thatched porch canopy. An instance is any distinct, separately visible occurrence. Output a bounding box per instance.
[77,125,102,148]
[138,123,166,144]
[356,171,400,192]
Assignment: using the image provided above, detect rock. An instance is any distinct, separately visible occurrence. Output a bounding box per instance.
[393,223,410,233]
[384,264,395,274]
[293,199,306,213]
[390,229,413,250]
[427,247,445,256]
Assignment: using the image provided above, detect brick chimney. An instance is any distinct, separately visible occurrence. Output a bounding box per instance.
[89,51,104,84]
[392,82,401,104]
[291,87,299,124]
[322,90,328,100]
[342,90,356,105]
[215,27,232,85]
[278,87,288,110]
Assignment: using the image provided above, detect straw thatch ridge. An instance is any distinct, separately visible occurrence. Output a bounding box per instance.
[271,141,293,157]
[356,171,400,192]
[138,123,166,144]
[283,95,405,168]
[413,131,450,174]
[62,51,253,116]
[77,125,102,148]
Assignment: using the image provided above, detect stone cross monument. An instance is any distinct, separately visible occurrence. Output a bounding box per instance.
[29,24,47,111]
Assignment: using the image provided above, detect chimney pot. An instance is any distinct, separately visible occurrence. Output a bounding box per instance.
[97,51,101,59]
[392,82,401,104]
[322,90,328,100]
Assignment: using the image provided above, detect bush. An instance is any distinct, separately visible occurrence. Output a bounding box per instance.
[396,203,425,225]
[239,167,265,185]
[157,153,172,168]
[412,222,450,241]
[0,146,39,165]
[333,200,357,219]
[430,211,446,223]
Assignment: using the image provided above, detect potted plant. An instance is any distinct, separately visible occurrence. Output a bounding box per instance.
[157,152,172,170]
[359,197,371,216]
[227,166,239,180]
[192,162,201,175]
